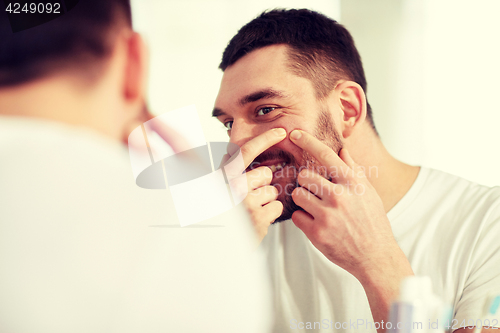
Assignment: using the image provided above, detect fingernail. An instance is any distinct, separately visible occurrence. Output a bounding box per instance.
[290,130,302,140]
[274,128,286,137]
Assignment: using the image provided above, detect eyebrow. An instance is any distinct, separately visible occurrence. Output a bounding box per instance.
[212,107,226,118]
[212,88,288,118]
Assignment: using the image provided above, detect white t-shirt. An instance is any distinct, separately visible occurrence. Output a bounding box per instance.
[262,167,500,332]
[0,116,272,333]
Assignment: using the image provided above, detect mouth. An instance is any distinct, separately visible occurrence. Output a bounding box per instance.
[247,160,288,173]
[246,149,295,174]
[267,161,287,173]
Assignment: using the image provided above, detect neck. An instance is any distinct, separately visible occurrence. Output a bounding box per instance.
[0,74,118,140]
[346,126,420,213]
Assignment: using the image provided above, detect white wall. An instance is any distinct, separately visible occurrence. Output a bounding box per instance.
[342,0,500,186]
[421,0,500,187]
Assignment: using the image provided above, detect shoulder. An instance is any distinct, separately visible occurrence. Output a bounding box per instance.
[420,167,500,217]
[0,116,168,228]
[393,167,500,259]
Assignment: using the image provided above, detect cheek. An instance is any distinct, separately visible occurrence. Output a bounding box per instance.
[272,124,315,162]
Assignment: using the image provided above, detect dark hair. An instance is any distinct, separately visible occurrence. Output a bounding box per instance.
[0,0,132,87]
[220,9,376,131]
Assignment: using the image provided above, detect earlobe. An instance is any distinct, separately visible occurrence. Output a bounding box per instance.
[336,81,367,138]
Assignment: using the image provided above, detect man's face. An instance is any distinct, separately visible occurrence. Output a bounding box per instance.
[214,45,342,221]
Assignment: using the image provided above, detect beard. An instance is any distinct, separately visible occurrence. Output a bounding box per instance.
[271,109,343,222]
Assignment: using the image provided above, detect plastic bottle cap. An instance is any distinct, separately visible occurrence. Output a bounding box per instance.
[399,276,433,303]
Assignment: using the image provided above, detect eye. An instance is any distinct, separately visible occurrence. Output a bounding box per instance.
[257,107,276,116]
[223,120,233,130]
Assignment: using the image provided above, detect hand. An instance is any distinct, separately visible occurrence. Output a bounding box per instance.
[223,128,287,242]
[289,129,402,274]
[289,130,413,330]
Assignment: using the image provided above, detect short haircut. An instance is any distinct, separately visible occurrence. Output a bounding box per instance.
[220,9,376,131]
[0,0,132,87]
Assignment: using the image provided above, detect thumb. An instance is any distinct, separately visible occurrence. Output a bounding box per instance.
[339,148,356,168]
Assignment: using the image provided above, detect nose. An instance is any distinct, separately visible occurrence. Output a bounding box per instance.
[229,119,264,150]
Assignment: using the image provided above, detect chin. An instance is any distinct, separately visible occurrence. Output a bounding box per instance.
[270,168,302,223]
[272,182,304,223]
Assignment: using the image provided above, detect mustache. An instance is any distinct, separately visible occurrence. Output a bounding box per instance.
[252,149,295,165]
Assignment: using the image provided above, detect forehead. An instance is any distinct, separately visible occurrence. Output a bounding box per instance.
[215,44,315,109]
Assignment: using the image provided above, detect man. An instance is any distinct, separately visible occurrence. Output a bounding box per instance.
[0,1,272,332]
[213,9,500,333]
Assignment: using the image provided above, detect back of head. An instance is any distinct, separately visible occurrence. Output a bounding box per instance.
[0,0,132,87]
[220,8,375,131]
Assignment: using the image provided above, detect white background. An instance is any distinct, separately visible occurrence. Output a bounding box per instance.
[131,0,500,187]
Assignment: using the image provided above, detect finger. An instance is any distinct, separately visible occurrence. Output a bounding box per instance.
[246,185,279,207]
[226,128,287,176]
[291,210,314,230]
[297,169,334,199]
[228,174,249,200]
[291,187,322,215]
[289,130,351,181]
[245,166,273,190]
[261,200,284,223]
[338,148,367,179]
[229,167,273,199]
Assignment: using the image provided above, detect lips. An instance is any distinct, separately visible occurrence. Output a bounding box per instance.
[248,159,288,172]
[247,149,294,173]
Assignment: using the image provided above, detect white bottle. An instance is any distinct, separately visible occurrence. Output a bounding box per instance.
[388,276,447,333]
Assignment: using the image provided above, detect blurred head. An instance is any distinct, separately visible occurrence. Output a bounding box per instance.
[214,9,370,221]
[0,0,150,142]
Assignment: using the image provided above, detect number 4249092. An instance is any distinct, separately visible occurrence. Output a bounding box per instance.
[5,2,61,14]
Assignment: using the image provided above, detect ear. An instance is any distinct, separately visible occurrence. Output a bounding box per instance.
[334,81,367,138]
[123,32,148,105]
[121,32,149,144]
